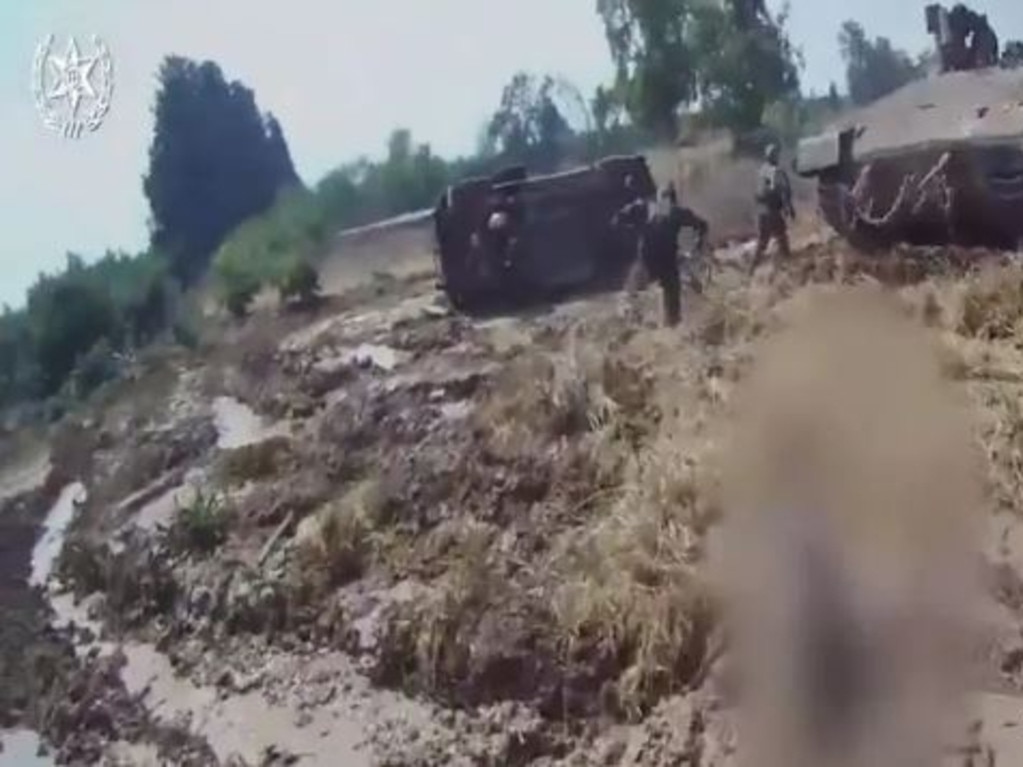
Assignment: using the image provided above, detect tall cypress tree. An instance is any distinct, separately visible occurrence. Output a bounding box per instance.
[143,57,300,285]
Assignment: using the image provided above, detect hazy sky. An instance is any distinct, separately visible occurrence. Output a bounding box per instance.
[2,0,1022,306]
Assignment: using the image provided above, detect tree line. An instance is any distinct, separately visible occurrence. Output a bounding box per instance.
[0,2,986,416]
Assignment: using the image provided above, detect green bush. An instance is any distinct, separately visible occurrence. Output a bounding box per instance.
[172,320,200,350]
[171,487,230,555]
[222,277,260,319]
[214,240,262,318]
[69,338,120,397]
[275,258,321,308]
[28,266,121,394]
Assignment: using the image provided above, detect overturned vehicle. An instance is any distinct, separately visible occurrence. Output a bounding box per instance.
[432,155,656,312]
[796,4,1023,251]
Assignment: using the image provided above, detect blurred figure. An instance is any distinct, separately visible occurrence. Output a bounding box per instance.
[722,290,982,767]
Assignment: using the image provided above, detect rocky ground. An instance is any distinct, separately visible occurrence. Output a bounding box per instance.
[7,239,1023,764]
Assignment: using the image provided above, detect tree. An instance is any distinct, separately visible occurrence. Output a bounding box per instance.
[88,250,170,347]
[376,130,450,213]
[0,309,38,405]
[275,258,321,309]
[143,57,300,286]
[827,82,842,111]
[1003,41,1023,69]
[486,73,574,170]
[839,21,920,106]
[591,85,617,137]
[690,3,801,134]
[596,0,699,139]
[26,264,119,394]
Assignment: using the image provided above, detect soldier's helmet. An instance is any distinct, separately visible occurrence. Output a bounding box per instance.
[488,211,510,231]
[765,143,781,163]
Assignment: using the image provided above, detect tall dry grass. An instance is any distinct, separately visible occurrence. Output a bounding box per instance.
[552,417,720,720]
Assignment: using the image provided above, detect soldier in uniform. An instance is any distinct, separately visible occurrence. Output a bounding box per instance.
[748,144,795,277]
[613,174,650,281]
[484,191,524,274]
[614,182,709,328]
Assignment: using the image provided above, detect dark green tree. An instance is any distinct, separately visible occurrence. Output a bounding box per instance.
[486,73,574,170]
[143,57,300,286]
[689,3,801,134]
[827,81,842,111]
[596,0,699,139]
[0,309,38,405]
[26,258,119,394]
[839,21,921,106]
[1003,41,1023,68]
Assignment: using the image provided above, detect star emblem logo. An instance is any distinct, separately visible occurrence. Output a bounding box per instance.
[47,38,98,118]
[31,34,114,139]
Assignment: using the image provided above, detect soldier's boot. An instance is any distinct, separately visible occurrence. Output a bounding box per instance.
[622,257,649,322]
[681,257,704,295]
[771,226,793,280]
[661,269,682,328]
[750,219,772,277]
[748,246,766,278]
[777,226,792,261]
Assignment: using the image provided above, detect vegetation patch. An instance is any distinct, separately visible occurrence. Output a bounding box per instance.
[168,487,231,556]
[957,266,1023,340]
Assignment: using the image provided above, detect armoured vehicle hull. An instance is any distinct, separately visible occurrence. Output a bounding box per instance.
[796,67,1023,250]
[432,156,656,312]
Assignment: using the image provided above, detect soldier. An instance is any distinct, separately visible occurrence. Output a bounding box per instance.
[616,182,709,328]
[748,143,795,277]
[485,191,523,273]
[613,174,654,298]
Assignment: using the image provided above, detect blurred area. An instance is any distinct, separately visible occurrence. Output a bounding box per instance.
[723,287,984,767]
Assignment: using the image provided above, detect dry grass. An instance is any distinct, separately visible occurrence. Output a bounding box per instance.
[409,524,496,690]
[552,410,720,720]
[369,521,504,698]
[980,386,1023,516]
[296,480,383,590]
[476,335,655,454]
[216,436,294,486]
[956,265,1023,340]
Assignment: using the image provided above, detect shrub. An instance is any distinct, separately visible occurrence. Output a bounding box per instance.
[69,338,120,397]
[170,486,230,555]
[172,320,200,350]
[217,436,293,485]
[275,258,321,308]
[224,283,259,319]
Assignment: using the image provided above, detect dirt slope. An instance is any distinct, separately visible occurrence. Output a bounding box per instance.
[7,227,1023,764]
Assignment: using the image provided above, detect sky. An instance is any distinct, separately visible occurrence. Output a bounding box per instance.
[1,0,1022,307]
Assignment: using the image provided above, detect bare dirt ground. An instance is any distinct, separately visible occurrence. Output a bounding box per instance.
[8,172,1023,764]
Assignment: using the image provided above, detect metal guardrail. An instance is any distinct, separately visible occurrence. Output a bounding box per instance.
[332,208,434,243]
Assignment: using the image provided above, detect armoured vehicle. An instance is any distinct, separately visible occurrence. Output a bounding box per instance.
[432,155,656,312]
[796,4,1023,251]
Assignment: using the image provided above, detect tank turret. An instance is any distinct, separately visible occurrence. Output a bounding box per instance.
[795,4,1022,251]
